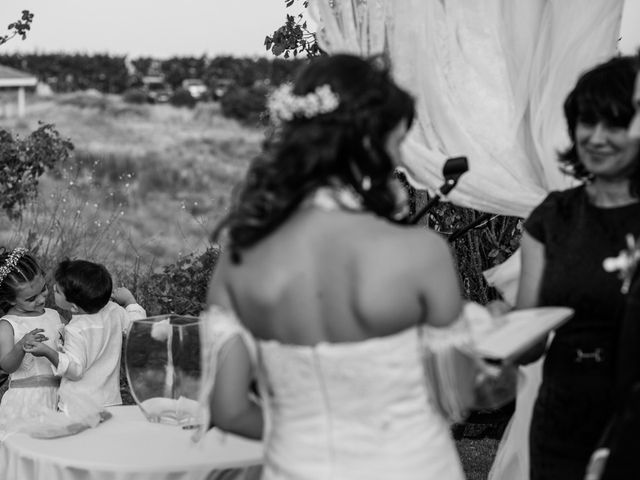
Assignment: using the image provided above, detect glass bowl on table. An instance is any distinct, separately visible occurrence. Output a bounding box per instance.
[124,314,201,426]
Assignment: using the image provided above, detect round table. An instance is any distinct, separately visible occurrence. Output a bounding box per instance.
[0,405,263,480]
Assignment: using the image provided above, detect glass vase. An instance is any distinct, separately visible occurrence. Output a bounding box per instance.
[125,314,201,426]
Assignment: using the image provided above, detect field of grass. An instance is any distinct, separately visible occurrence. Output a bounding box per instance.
[0,91,261,275]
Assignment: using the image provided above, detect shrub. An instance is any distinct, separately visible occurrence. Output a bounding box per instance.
[122,88,148,105]
[133,245,221,316]
[219,84,268,126]
[0,124,74,219]
[169,87,197,109]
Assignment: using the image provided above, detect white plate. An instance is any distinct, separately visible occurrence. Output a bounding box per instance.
[474,306,573,361]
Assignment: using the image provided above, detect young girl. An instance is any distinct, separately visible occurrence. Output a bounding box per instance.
[0,247,63,423]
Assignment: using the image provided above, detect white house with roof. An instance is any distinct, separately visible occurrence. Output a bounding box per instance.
[0,64,38,117]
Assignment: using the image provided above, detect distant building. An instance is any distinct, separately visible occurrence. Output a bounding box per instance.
[0,65,38,117]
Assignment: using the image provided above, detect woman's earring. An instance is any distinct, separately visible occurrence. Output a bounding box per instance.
[361,176,372,192]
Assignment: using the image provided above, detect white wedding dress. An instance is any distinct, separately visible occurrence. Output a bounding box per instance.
[198,307,465,480]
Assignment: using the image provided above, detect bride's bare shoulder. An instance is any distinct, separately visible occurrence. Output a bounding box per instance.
[379,224,451,260]
[357,223,456,281]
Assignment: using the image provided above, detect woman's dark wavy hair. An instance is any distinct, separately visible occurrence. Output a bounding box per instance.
[0,248,43,313]
[214,54,415,262]
[559,55,640,195]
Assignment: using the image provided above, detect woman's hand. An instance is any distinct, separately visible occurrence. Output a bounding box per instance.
[584,448,609,480]
[511,337,548,365]
[474,360,518,410]
[485,300,512,317]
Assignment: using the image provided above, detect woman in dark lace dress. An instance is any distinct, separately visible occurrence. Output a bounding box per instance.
[516,56,640,480]
[585,58,640,480]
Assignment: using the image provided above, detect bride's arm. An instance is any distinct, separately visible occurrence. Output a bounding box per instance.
[209,335,263,440]
[416,231,464,328]
[206,254,263,440]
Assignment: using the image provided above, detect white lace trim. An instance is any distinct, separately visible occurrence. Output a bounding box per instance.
[304,185,364,212]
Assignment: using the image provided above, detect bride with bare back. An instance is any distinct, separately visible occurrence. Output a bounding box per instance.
[195,54,512,479]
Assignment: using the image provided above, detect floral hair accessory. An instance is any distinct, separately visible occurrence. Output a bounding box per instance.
[0,247,27,286]
[267,83,340,123]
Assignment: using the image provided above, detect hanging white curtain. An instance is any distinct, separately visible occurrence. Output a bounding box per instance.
[308,0,625,218]
[308,6,625,478]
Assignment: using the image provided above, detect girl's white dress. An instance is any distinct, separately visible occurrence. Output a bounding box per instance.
[0,308,63,423]
[199,307,466,480]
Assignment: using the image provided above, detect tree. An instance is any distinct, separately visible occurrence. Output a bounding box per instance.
[0,10,75,219]
[264,1,322,58]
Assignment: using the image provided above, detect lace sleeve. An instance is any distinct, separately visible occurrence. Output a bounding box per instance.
[193,305,255,442]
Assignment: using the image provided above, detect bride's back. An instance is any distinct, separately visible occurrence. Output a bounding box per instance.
[214,206,459,346]
[213,208,466,480]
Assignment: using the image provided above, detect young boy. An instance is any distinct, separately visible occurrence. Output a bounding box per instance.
[25,260,145,411]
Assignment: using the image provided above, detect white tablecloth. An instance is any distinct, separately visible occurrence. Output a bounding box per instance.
[0,405,263,480]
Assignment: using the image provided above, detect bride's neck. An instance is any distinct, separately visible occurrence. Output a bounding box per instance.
[304,184,365,212]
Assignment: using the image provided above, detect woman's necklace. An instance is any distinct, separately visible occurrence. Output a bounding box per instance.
[305,185,365,212]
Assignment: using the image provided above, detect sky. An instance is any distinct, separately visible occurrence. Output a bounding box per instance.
[0,1,638,59]
[0,0,306,58]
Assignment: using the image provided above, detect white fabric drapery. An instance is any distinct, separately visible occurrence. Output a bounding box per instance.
[307,2,626,479]
[308,0,624,218]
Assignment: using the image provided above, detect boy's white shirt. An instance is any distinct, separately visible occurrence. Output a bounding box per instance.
[55,301,146,410]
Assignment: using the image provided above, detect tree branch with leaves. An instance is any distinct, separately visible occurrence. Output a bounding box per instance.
[0,10,34,47]
[264,1,322,58]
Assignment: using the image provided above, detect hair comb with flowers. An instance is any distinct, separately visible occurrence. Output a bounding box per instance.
[0,247,27,286]
[267,83,340,123]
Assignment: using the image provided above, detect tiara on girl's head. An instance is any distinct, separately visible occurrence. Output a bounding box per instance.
[0,247,27,286]
[267,83,340,123]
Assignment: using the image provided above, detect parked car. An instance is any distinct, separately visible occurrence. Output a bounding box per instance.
[182,79,208,100]
[142,76,172,104]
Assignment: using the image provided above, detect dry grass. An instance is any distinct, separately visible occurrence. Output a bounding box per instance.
[0,92,261,274]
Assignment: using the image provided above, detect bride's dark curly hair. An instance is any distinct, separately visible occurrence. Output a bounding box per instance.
[214,54,415,262]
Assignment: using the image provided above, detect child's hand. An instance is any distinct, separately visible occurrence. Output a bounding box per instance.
[111,287,137,307]
[19,328,48,347]
[23,341,53,357]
